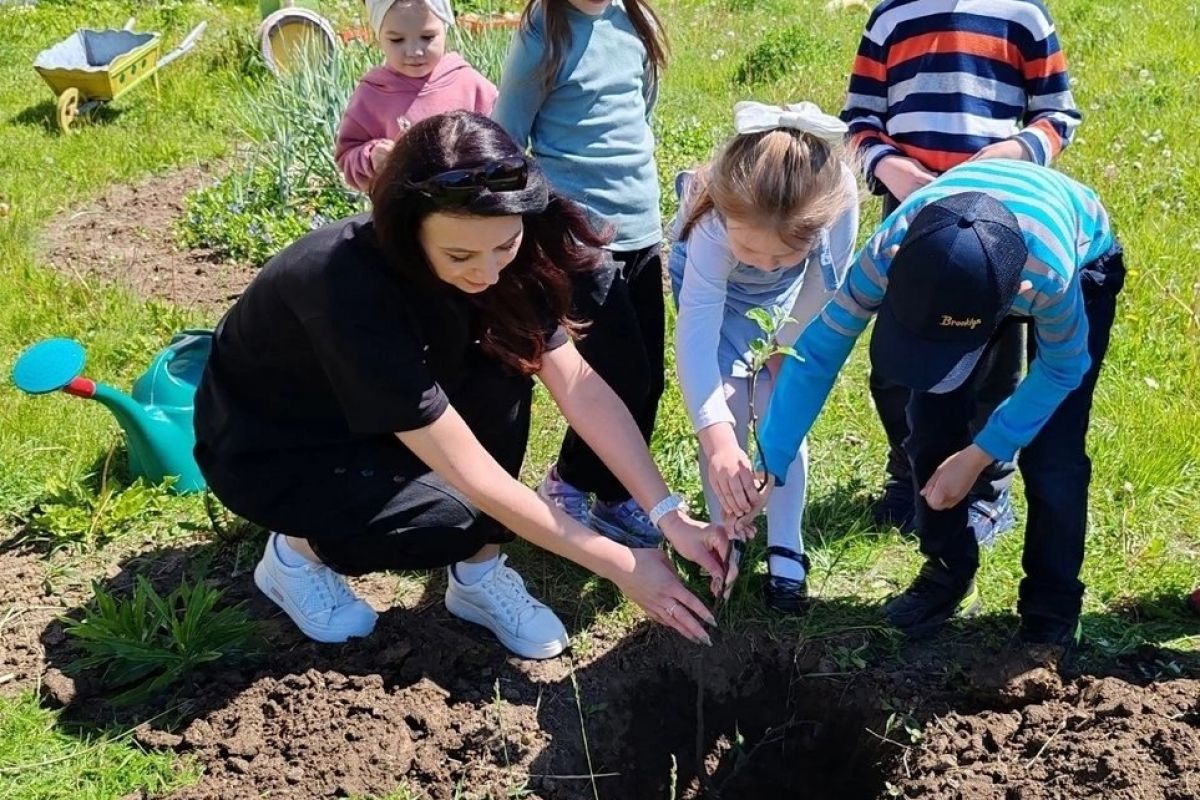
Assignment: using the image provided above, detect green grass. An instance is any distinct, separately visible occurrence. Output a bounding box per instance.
[0,0,1198,795]
[0,692,194,800]
[0,1,259,516]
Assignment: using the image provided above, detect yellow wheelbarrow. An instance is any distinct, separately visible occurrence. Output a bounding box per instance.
[33,18,207,133]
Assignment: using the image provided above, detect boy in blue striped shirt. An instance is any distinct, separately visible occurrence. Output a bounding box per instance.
[758,159,1125,647]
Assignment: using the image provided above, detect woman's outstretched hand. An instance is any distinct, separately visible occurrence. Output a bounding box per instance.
[612,546,717,645]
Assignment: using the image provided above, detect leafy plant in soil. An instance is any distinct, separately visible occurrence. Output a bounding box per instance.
[712,304,798,600]
[25,475,176,553]
[64,574,259,706]
[177,40,374,265]
[694,306,798,784]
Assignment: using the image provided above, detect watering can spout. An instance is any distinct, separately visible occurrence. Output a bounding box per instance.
[11,334,210,494]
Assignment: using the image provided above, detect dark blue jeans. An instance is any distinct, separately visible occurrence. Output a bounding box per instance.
[904,244,1126,626]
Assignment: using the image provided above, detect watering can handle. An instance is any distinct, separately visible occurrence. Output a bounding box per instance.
[158,21,208,69]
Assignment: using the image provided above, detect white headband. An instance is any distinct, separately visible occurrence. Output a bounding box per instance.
[367,0,455,36]
[733,100,847,143]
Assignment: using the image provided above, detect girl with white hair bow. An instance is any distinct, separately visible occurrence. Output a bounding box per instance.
[335,0,497,192]
[667,100,860,613]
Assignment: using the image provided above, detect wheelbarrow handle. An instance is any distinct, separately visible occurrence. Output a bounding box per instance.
[158,21,208,69]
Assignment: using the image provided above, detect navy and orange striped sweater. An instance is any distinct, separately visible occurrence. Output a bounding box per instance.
[841,0,1081,191]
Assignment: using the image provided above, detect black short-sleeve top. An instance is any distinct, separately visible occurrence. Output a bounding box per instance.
[193,214,567,461]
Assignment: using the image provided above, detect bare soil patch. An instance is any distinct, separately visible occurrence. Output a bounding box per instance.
[3,533,1193,800]
[39,164,256,315]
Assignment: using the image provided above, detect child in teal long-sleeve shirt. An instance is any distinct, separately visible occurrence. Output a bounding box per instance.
[493,0,670,548]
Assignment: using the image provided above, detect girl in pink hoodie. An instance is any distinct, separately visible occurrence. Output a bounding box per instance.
[335,0,498,192]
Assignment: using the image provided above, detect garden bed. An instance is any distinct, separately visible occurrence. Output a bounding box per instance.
[38,164,257,314]
[2,529,1196,800]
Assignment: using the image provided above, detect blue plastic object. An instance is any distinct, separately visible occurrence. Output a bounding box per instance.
[11,332,211,493]
[11,338,86,394]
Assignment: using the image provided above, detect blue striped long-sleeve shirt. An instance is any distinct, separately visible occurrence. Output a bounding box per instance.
[841,0,1082,189]
[759,160,1114,483]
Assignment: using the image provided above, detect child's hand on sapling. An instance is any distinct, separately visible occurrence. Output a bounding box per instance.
[699,423,758,520]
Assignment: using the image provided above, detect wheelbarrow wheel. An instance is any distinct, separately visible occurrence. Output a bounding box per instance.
[56,87,80,134]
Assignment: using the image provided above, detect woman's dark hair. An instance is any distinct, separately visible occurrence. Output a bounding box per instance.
[370,111,607,375]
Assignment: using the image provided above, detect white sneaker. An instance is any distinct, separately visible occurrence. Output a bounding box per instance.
[444,555,569,659]
[253,533,378,643]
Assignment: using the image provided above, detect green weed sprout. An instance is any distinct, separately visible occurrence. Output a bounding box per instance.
[65,575,259,706]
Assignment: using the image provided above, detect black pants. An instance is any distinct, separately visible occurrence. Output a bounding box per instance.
[906,245,1125,625]
[199,356,528,576]
[872,191,1022,502]
[557,244,665,502]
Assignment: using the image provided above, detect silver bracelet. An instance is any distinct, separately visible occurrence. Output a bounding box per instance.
[648,493,686,530]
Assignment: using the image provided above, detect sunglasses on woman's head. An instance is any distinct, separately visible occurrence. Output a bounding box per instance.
[406,156,529,206]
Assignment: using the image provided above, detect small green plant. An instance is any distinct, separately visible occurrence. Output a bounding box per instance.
[65,574,259,706]
[25,476,176,552]
[881,699,924,746]
[178,40,373,265]
[830,640,869,671]
[744,305,799,482]
[707,305,798,604]
[733,26,838,86]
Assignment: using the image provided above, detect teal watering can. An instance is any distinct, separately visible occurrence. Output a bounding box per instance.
[11,331,211,493]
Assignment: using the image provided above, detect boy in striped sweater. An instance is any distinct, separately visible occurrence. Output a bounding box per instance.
[757,159,1124,649]
[841,0,1082,545]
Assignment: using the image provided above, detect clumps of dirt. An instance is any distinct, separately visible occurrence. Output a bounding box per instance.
[166,669,419,799]
[899,673,1200,800]
[39,164,256,314]
[14,535,1200,800]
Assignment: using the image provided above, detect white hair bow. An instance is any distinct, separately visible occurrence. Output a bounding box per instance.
[733,100,847,142]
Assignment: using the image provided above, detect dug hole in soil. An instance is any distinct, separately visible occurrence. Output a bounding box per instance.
[4,165,1199,799]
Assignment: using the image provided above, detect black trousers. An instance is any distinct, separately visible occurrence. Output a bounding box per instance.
[557,244,665,502]
[906,245,1125,625]
[199,356,528,576]
[872,191,1021,501]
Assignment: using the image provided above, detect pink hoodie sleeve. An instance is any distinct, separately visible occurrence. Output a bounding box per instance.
[335,82,391,193]
[476,72,499,116]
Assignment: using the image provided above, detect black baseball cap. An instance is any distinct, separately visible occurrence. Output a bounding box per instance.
[870,192,1027,393]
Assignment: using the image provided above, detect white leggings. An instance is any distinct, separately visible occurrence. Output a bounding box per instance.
[699,371,808,556]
